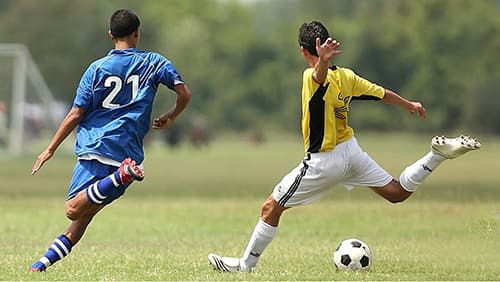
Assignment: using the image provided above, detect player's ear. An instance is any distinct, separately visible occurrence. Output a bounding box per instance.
[300,46,308,57]
[108,30,116,41]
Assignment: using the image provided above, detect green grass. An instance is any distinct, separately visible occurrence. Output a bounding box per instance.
[1,132,499,280]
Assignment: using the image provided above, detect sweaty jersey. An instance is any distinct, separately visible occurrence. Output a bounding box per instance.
[73,48,183,164]
[301,66,385,153]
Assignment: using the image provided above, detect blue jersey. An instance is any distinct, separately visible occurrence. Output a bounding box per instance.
[73,48,182,164]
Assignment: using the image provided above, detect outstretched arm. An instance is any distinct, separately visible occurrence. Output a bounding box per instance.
[152,83,191,129]
[31,107,85,175]
[382,89,426,120]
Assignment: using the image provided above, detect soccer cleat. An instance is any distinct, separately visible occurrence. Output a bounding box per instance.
[431,135,481,159]
[208,253,252,273]
[119,157,144,184]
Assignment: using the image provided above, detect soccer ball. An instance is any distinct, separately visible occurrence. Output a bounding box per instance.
[333,238,372,271]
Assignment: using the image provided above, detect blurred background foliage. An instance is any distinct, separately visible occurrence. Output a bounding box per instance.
[0,0,499,137]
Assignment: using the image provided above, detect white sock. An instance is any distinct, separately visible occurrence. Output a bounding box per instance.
[399,151,446,192]
[240,218,278,269]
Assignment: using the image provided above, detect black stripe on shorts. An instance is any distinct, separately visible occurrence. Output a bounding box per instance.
[277,160,309,206]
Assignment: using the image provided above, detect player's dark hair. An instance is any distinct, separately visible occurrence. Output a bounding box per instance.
[109,9,140,38]
[298,21,330,56]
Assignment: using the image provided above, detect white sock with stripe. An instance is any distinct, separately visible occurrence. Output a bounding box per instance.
[240,218,278,270]
[399,151,446,192]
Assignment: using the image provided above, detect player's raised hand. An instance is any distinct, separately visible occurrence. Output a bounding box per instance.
[316,37,342,62]
[31,149,54,175]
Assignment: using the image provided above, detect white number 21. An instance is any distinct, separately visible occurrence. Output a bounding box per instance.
[102,75,139,109]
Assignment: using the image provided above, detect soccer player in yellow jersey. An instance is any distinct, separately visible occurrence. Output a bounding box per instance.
[208,21,480,272]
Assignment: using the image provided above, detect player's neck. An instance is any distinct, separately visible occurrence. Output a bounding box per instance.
[307,56,319,68]
[114,40,137,50]
[307,56,332,69]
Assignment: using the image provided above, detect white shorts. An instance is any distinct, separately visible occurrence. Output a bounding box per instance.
[273,137,393,207]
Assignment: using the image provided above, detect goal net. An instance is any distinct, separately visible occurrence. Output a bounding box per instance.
[0,44,66,156]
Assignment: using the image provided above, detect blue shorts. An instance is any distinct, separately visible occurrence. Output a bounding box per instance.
[67,159,132,205]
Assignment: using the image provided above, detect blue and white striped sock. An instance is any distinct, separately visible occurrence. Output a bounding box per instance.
[31,234,72,271]
[86,171,122,204]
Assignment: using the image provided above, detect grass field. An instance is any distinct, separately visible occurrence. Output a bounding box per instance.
[1,132,499,281]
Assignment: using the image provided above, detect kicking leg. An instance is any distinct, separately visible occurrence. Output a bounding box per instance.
[373,135,481,202]
[399,135,480,192]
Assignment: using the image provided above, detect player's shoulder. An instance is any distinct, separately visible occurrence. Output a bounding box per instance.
[87,51,121,70]
[312,65,353,81]
[81,56,106,76]
[135,50,170,64]
[301,66,347,83]
[302,67,314,77]
[331,66,360,82]
[331,65,353,76]
[303,65,351,74]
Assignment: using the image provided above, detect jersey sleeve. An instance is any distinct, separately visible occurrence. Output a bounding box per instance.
[73,64,95,110]
[155,54,184,90]
[348,69,385,100]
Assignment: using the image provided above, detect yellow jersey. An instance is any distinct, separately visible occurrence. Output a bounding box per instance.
[301,66,385,153]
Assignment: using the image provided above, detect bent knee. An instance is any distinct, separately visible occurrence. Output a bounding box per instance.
[260,196,286,220]
[261,196,279,213]
[65,202,80,220]
[372,181,412,204]
[386,196,407,204]
[384,191,411,204]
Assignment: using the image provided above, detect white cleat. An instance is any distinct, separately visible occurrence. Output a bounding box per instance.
[431,135,481,159]
[208,253,252,273]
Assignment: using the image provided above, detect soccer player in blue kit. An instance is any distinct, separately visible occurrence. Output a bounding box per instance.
[29,9,191,272]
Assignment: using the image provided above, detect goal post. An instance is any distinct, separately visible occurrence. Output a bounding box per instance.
[0,44,61,155]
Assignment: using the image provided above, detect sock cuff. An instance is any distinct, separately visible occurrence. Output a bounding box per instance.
[256,218,278,238]
[399,171,418,192]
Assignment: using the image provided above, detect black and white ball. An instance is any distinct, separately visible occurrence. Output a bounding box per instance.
[333,238,372,271]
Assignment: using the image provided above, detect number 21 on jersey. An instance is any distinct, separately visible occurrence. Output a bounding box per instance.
[102,75,139,109]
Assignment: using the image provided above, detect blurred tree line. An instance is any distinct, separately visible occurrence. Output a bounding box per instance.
[0,0,498,136]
